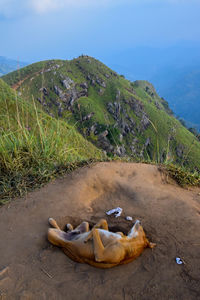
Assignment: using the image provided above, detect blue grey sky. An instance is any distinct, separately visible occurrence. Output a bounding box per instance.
[0,0,200,63]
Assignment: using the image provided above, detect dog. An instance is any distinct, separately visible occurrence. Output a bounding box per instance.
[48,218,156,268]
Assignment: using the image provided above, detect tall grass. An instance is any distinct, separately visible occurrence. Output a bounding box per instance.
[0,84,103,203]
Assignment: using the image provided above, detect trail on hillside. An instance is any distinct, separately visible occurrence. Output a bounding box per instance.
[12,70,42,90]
[0,162,200,300]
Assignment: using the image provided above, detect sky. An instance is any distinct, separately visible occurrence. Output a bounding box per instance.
[0,0,200,64]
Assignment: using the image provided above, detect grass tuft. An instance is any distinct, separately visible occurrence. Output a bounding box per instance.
[0,79,103,203]
[164,164,200,187]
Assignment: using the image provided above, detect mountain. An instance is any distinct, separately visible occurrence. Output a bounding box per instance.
[0,56,27,77]
[2,55,200,171]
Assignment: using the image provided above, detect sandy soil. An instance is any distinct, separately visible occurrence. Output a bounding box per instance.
[0,162,200,300]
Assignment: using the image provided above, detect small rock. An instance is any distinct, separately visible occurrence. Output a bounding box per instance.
[80,82,88,89]
[126,216,133,221]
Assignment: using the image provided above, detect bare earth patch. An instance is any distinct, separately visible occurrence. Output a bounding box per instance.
[0,162,200,299]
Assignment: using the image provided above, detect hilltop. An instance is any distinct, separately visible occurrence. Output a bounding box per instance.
[3,55,200,171]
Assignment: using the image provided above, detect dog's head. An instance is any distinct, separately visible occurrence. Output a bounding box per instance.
[129,220,156,249]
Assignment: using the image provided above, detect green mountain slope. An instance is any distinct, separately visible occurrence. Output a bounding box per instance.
[0,78,102,201]
[3,55,200,171]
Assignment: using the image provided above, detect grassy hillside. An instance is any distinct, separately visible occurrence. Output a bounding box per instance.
[3,55,200,172]
[0,78,103,202]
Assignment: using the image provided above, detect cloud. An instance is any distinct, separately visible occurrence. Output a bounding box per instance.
[0,0,127,17]
[29,0,129,14]
[0,0,199,18]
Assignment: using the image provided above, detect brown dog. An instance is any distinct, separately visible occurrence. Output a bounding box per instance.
[48,218,156,268]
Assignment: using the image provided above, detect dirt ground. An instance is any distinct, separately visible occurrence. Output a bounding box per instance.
[0,162,200,300]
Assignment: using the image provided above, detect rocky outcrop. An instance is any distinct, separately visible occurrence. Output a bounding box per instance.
[155,101,161,110]
[140,113,150,131]
[53,83,88,110]
[176,144,185,158]
[114,145,126,156]
[82,112,94,121]
[80,82,88,89]
[97,132,114,153]
[61,77,74,89]
[96,76,106,88]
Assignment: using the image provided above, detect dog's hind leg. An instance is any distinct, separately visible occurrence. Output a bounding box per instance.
[84,219,108,243]
[74,221,89,234]
[66,223,74,231]
[91,228,124,263]
[49,218,61,230]
[93,219,108,230]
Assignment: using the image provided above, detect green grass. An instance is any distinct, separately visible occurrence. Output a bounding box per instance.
[164,164,200,187]
[0,79,103,203]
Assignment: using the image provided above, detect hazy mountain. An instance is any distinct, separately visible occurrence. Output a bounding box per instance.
[0,56,27,76]
[103,45,200,130]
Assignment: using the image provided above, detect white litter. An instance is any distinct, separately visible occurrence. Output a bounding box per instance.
[126,216,133,221]
[106,207,122,218]
[176,257,183,265]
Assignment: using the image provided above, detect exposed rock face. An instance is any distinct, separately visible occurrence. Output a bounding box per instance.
[114,145,126,156]
[129,97,144,117]
[96,76,106,88]
[90,124,97,134]
[54,86,64,98]
[53,83,88,110]
[155,101,161,110]
[107,102,121,120]
[98,88,104,95]
[176,144,185,158]
[145,137,151,147]
[140,113,150,131]
[82,112,94,121]
[80,82,88,89]
[61,77,74,89]
[43,87,48,96]
[97,134,114,153]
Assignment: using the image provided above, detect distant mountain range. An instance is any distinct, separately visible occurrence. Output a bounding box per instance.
[151,66,200,130]
[103,45,200,131]
[0,56,27,76]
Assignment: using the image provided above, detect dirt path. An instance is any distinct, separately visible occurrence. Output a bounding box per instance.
[12,70,42,90]
[0,162,200,300]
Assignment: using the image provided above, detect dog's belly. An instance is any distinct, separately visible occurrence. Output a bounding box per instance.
[98,229,122,240]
